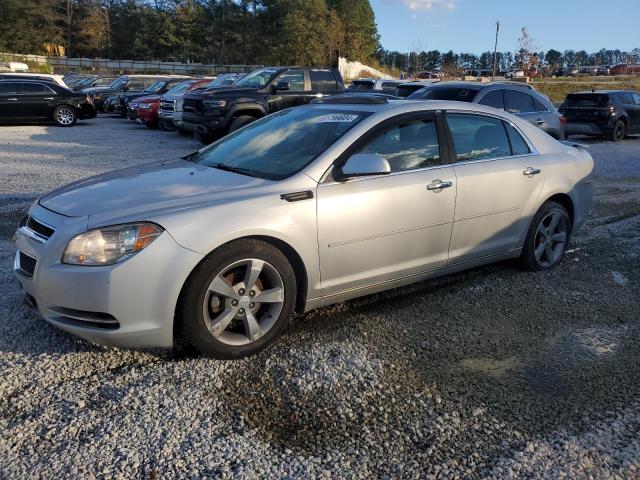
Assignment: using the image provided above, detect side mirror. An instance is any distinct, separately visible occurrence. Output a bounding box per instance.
[338,153,391,179]
[275,80,290,91]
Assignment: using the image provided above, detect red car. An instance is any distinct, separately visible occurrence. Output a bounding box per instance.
[127,96,161,128]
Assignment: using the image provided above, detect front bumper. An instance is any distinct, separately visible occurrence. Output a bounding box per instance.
[159,109,183,128]
[13,204,203,349]
[182,111,226,135]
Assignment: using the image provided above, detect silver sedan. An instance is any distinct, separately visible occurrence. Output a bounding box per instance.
[14,98,594,358]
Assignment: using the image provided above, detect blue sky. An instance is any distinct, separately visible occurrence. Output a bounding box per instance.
[370,0,640,53]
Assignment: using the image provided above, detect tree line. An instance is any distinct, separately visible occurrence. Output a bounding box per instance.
[376,46,640,76]
[0,0,379,66]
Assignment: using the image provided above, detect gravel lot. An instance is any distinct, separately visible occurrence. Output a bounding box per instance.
[1,116,639,479]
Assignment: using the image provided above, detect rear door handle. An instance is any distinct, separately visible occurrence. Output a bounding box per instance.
[44,97,54,100]
[535,119,545,125]
[427,180,453,191]
[523,167,541,176]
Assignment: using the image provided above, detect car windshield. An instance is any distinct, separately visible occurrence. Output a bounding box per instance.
[234,68,280,88]
[94,78,114,86]
[144,81,165,93]
[207,75,236,88]
[188,108,370,180]
[166,81,194,95]
[109,78,127,89]
[408,86,478,101]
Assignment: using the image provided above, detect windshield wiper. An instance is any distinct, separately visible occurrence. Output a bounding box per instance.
[210,163,258,178]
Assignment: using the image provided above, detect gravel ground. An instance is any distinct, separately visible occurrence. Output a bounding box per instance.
[1,117,639,479]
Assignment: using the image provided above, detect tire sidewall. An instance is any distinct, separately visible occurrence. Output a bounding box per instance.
[521,201,571,271]
[179,240,297,359]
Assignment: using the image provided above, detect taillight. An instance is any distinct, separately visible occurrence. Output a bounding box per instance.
[560,116,568,125]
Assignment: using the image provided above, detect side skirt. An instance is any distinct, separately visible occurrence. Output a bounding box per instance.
[303,248,522,312]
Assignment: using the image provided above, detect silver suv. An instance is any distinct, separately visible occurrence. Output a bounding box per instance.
[408,81,565,140]
[14,97,593,358]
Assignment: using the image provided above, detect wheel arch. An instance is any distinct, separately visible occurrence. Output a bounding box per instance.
[173,234,309,341]
[545,192,575,228]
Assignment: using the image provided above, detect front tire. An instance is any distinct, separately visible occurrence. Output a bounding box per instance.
[177,239,297,359]
[229,115,257,132]
[608,120,626,142]
[53,105,77,127]
[520,201,571,271]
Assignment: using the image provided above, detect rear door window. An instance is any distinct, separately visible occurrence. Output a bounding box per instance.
[533,98,549,112]
[477,90,505,109]
[22,83,55,94]
[446,113,512,162]
[505,90,535,113]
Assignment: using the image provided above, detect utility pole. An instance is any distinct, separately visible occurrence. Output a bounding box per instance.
[492,20,500,81]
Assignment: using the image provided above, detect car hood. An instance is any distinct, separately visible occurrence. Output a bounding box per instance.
[201,87,259,97]
[132,95,160,104]
[39,160,269,220]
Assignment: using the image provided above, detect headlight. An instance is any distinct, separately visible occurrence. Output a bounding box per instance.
[203,99,227,108]
[62,223,163,266]
[137,103,152,109]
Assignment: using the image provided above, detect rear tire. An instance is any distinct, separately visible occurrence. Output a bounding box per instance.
[53,105,77,127]
[177,239,297,359]
[229,115,257,132]
[608,120,626,142]
[520,201,571,271]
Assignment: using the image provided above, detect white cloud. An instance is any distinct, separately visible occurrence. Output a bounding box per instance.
[393,0,458,12]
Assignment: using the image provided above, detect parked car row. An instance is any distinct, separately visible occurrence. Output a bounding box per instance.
[1,67,639,143]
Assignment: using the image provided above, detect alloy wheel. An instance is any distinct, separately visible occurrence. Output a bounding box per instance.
[56,107,75,126]
[533,211,568,267]
[202,259,285,346]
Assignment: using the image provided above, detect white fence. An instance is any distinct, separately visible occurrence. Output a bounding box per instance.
[2,52,393,79]
[0,52,258,75]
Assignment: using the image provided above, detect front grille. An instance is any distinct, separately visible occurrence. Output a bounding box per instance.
[160,100,174,112]
[18,215,55,243]
[26,216,54,239]
[18,251,36,277]
[49,307,120,330]
[183,98,202,113]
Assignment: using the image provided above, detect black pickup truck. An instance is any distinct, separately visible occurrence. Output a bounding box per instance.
[559,90,640,141]
[182,67,345,142]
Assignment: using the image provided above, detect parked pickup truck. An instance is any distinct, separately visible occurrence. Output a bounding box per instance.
[182,67,345,142]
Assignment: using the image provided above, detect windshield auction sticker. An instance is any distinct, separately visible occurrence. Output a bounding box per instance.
[314,114,359,123]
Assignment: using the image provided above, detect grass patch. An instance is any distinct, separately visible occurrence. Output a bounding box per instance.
[532,78,640,103]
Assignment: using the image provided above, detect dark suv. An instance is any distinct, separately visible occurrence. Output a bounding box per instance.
[407,81,565,140]
[559,90,640,142]
[182,67,345,142]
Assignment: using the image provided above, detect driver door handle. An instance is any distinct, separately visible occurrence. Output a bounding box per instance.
[523,167,541,176]
[7,98,18,101]
[427,180,453,191]
[535,119,545,125]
